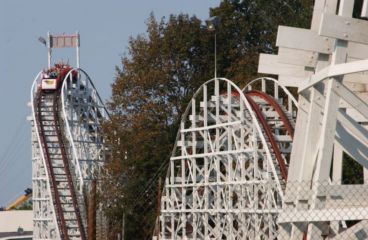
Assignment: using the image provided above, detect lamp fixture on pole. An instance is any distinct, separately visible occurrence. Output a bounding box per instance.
[206,16,220,79]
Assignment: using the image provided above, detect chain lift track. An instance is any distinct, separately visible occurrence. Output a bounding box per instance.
[154,77,297,239]
[31,69,109,239]
[35,91,86,239]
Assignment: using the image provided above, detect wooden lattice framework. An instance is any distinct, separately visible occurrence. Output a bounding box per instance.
[258,0,368,238]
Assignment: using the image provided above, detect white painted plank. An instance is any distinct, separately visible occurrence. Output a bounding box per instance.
[288,184,368,203]
[332,220,368,240]
[309,0,349,186]
[279,207,368,223]
[276,28,368,60]
[362,0,368,18]
[340,93,368,121]
[300,88,326,182]
[342,69,368,84]
[300,58,368,92]
[336,122,368,170]
[337,0,354,17]
[278,75,307,88]
[313,79,340,181]
[337,110,368,149]
[319,13,368,45]
[323,184,368,197]
[276,46,368,78]
[346,108,368,122]
[284,95,309,186]
[328,59,368,78]
[258,54,312,78]
[333,80,368,120]
[347,42,368,60]
[342,81,367,91]
[311,0,327,31]
[331,39,348,65]
[278,47,318,67]
[325,0,339,14]
[332,143,343,183]
[277,26,333,54]
[311,0,338,31]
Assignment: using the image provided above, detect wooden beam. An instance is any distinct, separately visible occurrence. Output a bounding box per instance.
[258,54,312,78]
[362,0,368,18]
[325,0,339,14]
[320,13,368,45]
[337,110,368,146]
[346,108,368,122]
[278,75,307,88]
[333,80,368,120]
[300,58,368,92]
[336,122,368,170]
[343,72,368,84]
[327,59,368,77]
[279,207,368,223]
[284,95,310,185]
[331,221,368,240]
[347,42,368,60]
[274,27,368,65]
[278,47,318,68]
[277,28,368,60]
[311,0,338,30]
[332,143,343,183]
[337,0,354,17]
[277,26,333,54]
[311,0,327,31]
[87,180,97,240]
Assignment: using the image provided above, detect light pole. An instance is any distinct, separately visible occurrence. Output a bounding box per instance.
[206,16,220,79]
[38,36,50,68]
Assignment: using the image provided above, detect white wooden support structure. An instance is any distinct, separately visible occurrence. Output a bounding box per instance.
[258,0,368,239]
[154,77,298,239]
[30,33,109,239]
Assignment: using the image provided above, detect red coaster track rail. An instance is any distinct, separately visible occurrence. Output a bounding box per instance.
[35,90,86,240]
[245,90,295,181]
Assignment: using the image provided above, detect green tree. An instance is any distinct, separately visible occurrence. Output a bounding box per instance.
[101,1,313,238]
[101,14,214,239]
[208,0,313,86]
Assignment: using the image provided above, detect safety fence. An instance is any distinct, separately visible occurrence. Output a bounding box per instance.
[153,180,368,239]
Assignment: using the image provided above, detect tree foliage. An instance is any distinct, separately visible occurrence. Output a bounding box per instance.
[101,14,214,239]
[100,0,313,238]
[209,0,313,85]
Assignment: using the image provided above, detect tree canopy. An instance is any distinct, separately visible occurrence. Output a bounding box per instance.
[100,0,313,238]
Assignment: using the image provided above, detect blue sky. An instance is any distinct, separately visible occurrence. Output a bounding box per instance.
[0,0,220,206]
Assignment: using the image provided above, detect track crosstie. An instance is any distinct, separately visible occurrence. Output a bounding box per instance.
[35,91,86,240]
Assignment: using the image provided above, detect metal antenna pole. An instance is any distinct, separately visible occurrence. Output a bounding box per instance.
[47,32,51,68]
[76,31,80,68]
[214,33,217,79]
[205,16,219,79]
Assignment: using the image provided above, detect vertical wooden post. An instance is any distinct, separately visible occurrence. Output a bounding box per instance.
[121,213,125,240]
[88,180,97,240]
[157,177,162,240]
[362,0,368,17]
